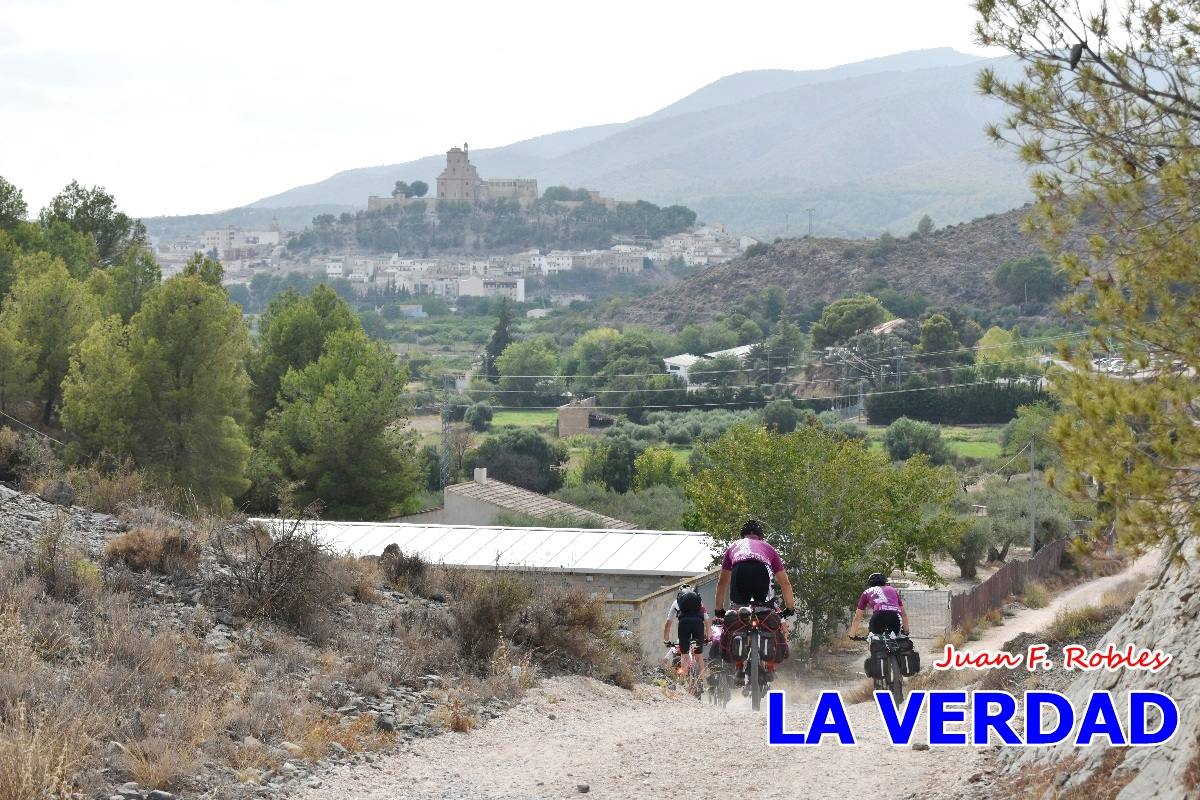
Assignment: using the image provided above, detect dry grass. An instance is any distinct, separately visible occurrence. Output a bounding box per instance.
[1021,580,1050,609]
[329,555,385,605]
[0,705,86,800]
[429,699,477,733]
[105,526,199,576]
[28,514,100,601]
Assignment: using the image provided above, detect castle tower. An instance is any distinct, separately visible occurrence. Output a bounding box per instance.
[436,145,483,202]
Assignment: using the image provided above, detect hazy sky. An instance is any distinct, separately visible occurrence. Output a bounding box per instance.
[1,0,995,217]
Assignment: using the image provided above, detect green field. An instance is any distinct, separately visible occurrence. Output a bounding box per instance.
[865,424,1003,460]
[491,409,559,428]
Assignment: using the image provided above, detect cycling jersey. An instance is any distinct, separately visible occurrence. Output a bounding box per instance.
[857,585,903,614]
[720,537,785,574]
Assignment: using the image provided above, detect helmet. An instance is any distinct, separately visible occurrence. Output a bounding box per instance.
[868,572,887,586]
[741,519,766,538]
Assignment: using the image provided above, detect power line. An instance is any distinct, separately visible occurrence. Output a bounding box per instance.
[428,332,1089,383]
[446,354,1049,395]
[463,377,1046,411]
[0,409,66,447]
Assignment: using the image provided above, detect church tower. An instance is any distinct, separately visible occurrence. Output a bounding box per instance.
[436,143,483,201]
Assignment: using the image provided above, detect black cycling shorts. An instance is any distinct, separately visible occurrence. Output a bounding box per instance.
[677,617,705,654]
[869,611,902,635]
[729,560,772,606]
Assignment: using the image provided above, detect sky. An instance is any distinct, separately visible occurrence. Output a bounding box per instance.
[1,0,997,218]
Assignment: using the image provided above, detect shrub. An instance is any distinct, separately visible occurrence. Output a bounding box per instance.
[447,571,533,665]
[883,416,952,465]
[28,514,99,601]
[105,526,199,576]
[464,402,493,432]
[0,705,86,800]
[208,517,342,632]
[0,427,20,482]
[1022,581,1049,609]
[379,545,428,591]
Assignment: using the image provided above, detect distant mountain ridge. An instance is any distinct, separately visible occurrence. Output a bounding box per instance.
[146,49,1031,238]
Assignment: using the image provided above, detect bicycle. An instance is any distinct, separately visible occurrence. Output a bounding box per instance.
[727,605,783,711]
[665,640,705,700]
[850,631,916,705]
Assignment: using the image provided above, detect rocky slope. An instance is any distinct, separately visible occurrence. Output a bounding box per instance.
[987,545,1199,799]
[616,206,1052,328]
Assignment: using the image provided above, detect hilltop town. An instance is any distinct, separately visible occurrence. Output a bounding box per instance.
[149,145,755,306]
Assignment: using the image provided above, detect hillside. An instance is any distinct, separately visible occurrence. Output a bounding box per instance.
[616,206,1047,328]
[139,48,1030,239]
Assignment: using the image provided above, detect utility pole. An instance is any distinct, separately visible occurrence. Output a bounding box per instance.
[1028,439,1037,554]
[440,374,453,488]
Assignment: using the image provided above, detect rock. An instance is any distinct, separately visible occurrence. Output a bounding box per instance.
[911,742,930,751]
[376,714,396,733]
[328,742,347,755]
[117,783,142,799]
[242,735,262,749]
[146,791,177,800]
[39,480,75,507]
[577,784,590,793]
[280,741,303,756]
[548,713,556,720]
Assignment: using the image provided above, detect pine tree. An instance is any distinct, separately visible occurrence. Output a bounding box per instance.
[0,253,98,422]
[482,298,514,382]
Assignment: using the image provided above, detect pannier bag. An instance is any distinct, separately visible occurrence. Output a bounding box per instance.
[721,608,789,663]
[898,650,921,677]
[864,656,888,679]
[728,632,751,661]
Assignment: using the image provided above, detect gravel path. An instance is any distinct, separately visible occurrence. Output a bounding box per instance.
[970,551,1157,653]
[293,676,985,800]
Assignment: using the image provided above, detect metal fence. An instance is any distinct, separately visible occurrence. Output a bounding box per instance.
[949,539,1067,628]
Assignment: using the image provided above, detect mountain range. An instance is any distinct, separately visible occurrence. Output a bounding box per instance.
[146,48,1031,240]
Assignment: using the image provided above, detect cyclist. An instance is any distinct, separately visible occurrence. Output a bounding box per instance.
[663,583,711,679]
[713,519,796,617]
[849,572,910,638]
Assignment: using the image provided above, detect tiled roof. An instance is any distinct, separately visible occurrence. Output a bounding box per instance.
[446,479,637,529]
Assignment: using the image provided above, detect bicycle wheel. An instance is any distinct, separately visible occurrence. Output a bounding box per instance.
[887,654,904,706]
[750,633,762,711]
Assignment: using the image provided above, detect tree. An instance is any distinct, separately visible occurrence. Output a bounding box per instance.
[1000,402,1060,470]
[392,181,409,199]
[917,214,934,236]
[496,339,561,406]
[482,299,514,381]
[0,177,26,229]
[993,256,1065,304]
[408,180,429,198]
[38,181,145,265]
[0,323,32,414]
[62,274,250,506]
[182,252,224,286]
[810,296,888,348]
[41,221,100,279]
[632,446,688,491]
[976,0,1200,548]
[687,423,962,656]
[689,353,742,388]
[762,399,799,434]
[465,401,493,432]
[915,314,963,368]
[0,254,98,422]
[464,428,567,493]
[578,438,642,493]
[247,285,359,422]
[975,326,1024,379]
[95,247,161,322]
[883,417,952,465]
[258,328,418,518]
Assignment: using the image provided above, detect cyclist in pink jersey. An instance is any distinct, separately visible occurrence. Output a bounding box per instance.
[849,572,910,637]
[712,520,796,619]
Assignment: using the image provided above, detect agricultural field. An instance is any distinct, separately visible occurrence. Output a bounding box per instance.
[864,424,1004,460]
[491,409,559,428]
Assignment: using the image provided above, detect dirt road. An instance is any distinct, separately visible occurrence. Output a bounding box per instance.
[969,551,1157,652]
[293,676,985,800]
[293,557,1157,800]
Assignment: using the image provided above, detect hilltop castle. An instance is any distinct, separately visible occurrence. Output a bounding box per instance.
[368,144,537,212]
